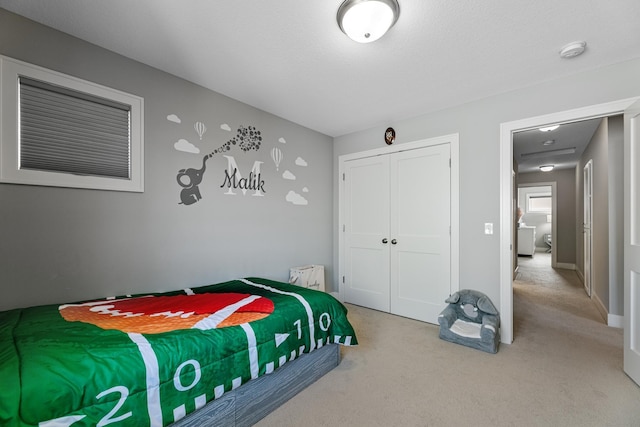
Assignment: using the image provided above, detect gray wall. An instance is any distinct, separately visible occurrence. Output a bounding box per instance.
[518,169,577,265]
[0,10,334,310]
[608,115,624,316]
[333,58,640,306]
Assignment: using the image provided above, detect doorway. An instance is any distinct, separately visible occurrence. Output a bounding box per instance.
[516,184,555,265]
[499,98,638,345]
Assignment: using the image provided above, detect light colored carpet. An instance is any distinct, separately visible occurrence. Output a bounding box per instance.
[256,253,640,426]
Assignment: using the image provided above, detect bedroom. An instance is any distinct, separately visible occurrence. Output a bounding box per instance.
[1,1,640,425]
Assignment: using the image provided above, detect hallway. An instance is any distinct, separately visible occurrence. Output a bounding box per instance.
[514,252,607,339]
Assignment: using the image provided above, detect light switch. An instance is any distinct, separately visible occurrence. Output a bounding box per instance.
[484,223,493,235]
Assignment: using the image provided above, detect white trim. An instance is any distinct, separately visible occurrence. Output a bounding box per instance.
[500,97,640,344]
[556,262,576,270]
[339,133,460,302]
[608,314,624,329]
[0,55,144,192]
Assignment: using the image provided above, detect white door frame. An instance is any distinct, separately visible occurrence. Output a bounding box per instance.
[339,133,460,302]
[499,97,640,344]
[583,159,594,297]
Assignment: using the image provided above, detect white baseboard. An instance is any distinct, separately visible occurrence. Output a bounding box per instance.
[608,314,624,329]
[576,269,585,284]
[556,262,576,270]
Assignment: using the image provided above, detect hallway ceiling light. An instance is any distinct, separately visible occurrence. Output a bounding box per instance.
[337,0,400,43]
[539,165,554,172]
[542,139,556,146]
[539,125,559,132]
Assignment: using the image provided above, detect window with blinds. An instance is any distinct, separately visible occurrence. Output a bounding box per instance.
[19,77,131,179]
[0,55,144,192]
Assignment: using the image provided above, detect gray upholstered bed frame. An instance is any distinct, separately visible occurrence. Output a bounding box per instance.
[172,343,340,426]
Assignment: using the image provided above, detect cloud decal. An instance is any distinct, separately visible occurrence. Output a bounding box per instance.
[286,191,308,206]
[282,170,296,180]
[302,187,309,193]
[167,114,181,123]
[295,157,308,167]
[278,137,286,144]
[220,124,231,131]
[174,139,199,154]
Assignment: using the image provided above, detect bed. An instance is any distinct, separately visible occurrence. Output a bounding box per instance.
[0,277,358,427]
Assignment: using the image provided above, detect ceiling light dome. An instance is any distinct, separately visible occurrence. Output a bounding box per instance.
[337,0,400,43]
[540,165,554,172]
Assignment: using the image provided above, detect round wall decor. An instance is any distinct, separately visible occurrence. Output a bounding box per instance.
[385,127,396,145]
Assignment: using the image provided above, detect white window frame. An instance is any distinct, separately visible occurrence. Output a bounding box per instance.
[0,55,144,192]
[526,192,552,214]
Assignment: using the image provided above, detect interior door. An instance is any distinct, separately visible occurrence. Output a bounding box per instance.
[343,155,390,312]
[624,98,640,386]
[583,159,593,297]
[389,144,451,323]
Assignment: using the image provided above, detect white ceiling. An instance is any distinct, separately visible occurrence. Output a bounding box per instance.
[1,0,639,138]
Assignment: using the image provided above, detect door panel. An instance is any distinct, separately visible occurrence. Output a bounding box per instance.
[624,99,640,386]
[343,156,390,312]
[390,145,451,323]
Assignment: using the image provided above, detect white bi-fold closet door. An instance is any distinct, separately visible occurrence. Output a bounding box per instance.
[342,143,451,324]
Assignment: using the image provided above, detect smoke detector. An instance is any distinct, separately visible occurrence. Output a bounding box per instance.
[559,41,586,59]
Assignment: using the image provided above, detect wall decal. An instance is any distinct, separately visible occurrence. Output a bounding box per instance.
[295,157,308,167]
[271,147,283,171]
[174,139,200,154]
[278,137,286,144]
[194,121,207,140]
[167,114,182,124]
[302,187,309,193]
[286,190,308,206]
[221,124,231,132]
[220,155,265,196]
[282,170,296,180]
[177,126,263,205]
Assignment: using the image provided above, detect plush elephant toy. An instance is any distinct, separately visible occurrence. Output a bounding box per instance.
[438,289,500,353]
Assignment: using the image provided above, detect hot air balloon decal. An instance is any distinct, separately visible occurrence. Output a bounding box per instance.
[194,121,207,140]
[271,147,283,171]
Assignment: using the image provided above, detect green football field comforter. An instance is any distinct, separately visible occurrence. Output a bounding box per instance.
[0,277,358,427]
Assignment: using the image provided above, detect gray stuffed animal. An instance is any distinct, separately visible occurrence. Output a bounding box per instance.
[438,289,500,353]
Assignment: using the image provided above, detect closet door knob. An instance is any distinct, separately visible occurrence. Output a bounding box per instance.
[382,238,388,244]
[391,239,397,245]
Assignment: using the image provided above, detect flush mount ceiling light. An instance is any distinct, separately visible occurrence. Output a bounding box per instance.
[337,0,400,43]
[559,41,587,59]
[540,165,555,172]
[539,125,559,132]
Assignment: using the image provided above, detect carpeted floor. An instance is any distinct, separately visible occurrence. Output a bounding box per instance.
[256,253,640,426]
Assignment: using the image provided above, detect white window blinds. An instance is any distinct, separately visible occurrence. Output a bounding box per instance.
[19,76,131,179]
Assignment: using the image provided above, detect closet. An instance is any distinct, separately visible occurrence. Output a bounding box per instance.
[339,141,452,324]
